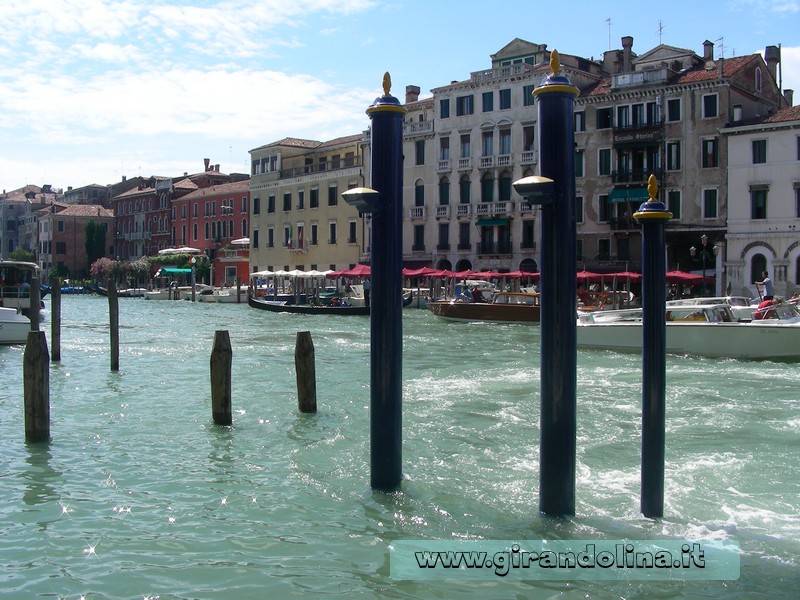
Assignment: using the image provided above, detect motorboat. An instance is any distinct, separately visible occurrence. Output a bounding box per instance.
[143,283,212,300]
[576,303,800,361]
[197,286,249,303]
[428,291,540,324]
[0,260,45,317]
[0,306,31,344]
[666,296,755,320]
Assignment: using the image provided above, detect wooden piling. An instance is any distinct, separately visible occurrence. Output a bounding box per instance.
[236,277,242,304]
[295,331,317,413]
[24,331,50,443]
[210,330,232,425]
[50,275,61,362]
[108,279,119,371]
[29,277,40,331]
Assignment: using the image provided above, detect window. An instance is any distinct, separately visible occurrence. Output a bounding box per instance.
[598,148,612,176]
[437,223,449,249]
[632,103,645,126]
[575,149,584,177]
[667,141,681,170]
[328,222,337,244]
[456,95,474,116]
[328,185,338,206]
[703,189,718,219]
[415,181,425,207]
[482,131,493,156]
[482,91,493,112]
[57,220,64,232]
[617,105,630,128]
[576,239,584,262]
[702,94,718,119]
[598,194,611,222]
[459,177,471,204]
[667,190,681,220]
[498,173,512,201]
[439,178,450,205]
[750,187,768,219]
[521,220,535,248]
[499,129,511,155]
[297,190,304,210]
[460,134,471,158]
[796,186,800,218]
[575,196,584,224]
[667,99,681,122]
[310,188,319,209]
[348,220,357,243]
[415,139,425,166]
[596,107,613,129]
[267,195,275,213]
[523,126,535,152]
[499,88,511,110]
[253,229,259,248]
[752,139,767,164]
[194,203,199,217]
[440,98,450,118]
[646,101,659,125]
[283,192,291,211]
[574,111,586,132]
[481,175,493,203]
[439,137,450,160]
[702,138,719,168]
[56,241,66,255]
[283,225,291,247]
[617,237,630,261]
[413,224,425,251]
[598,238,611,261]
[241,219,247,237]
[523,84,535,107]
[193,223,198,240]
[458,222,470,249]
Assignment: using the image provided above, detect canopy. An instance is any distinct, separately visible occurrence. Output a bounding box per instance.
[328,264,371,278]
[156,267,192,276]
[609,187,649,204]
[666,270,705,284]
[158,247,201,255]
[576,271,605,283]
[230,237,250,246]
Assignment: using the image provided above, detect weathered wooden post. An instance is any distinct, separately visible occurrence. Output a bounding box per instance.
[236,277,242,304]
[108,279,119,371]
[24,331,50,443]
[295,331,317,413]
[29,277,41,331]
[210,330,232,425]
[633,175,672,518]
[50,275,61,362]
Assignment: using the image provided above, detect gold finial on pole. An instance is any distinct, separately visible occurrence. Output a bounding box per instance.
[382,72,391,96]
[647,174,658,201]
[550,49,561,75]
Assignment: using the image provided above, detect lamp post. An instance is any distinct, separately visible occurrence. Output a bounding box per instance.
[689,234,718,296]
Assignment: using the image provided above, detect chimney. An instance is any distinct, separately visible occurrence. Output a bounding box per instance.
[204,158,211,171]
[703,40,714,61]
[764,45,780,81]
[621,36,633,73]
[215,164,220,172]
[733,104,742,122]
[405,85,420,104]
[784,89,794,106]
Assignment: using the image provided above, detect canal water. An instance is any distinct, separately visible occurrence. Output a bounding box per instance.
[0,295,798,599]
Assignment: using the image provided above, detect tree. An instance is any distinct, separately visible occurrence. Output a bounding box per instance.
[85,220,108,271]
[9,248,35,262]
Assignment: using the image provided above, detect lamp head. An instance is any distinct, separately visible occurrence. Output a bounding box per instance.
[342,187,380,213]
[512,176,555,206]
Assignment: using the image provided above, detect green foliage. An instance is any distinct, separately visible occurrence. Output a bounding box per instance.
[84,220,108,270]
[9,248,35,262]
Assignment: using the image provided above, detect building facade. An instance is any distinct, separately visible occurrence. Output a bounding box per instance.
[248,135,366,273]
[723,104,800,297]
[38,204,114,276]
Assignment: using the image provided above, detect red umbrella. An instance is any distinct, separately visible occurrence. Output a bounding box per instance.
[666,270,703,284]
[575,271,604,283]
[610,271,642,281]
[328,264,371,278]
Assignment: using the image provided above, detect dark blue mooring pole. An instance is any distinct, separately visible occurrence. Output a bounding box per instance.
[366,73,406,491]
[633,175,672,518]
[532,52,579,516]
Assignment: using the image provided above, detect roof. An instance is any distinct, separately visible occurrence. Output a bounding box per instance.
[178,179,251,200]
[250,137,322,152]
[51,205,114,218]
[762,104,800,124]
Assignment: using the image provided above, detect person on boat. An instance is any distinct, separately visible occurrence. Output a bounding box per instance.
[755,271,774,301]
[471,286,484,303]
[362,278,370,307]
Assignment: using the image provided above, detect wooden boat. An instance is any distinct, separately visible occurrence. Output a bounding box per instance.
[428,291,540,324]
[576,303,800,361]
[248,296,369,315]
[0,306,30,344]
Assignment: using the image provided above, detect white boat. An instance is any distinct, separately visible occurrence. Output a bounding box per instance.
[0,260,44,317]
[197,286,249,303]
[0,306,31,344]
[144,284,212,300]
[666,296,755,320]
[576,303,800,361]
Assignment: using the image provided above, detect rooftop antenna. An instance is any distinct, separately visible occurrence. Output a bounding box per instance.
[716,36,725,58]
[658,20,664,44]
[606,18,612,50]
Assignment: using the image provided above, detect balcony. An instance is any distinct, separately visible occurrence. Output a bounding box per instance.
[520,150,536,165]
[479,156,495,169]
[403,120,434,137]
[409,206,427,220]
[477,242,512,256]
[435,205,450,218]
[497,154,512,167]
[611,168,663,184]
[475,201,514,217]
[458,158,472,171]
[437,159,451,172]
[288,240,307,253]
[456,204,472,217]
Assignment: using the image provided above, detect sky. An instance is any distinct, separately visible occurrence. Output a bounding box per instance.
[1,0,799,194]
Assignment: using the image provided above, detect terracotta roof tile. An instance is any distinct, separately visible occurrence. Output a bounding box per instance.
[54,205,114,218]
[762,104,800,123]
[179,180,250,200]
[674,54,757,84]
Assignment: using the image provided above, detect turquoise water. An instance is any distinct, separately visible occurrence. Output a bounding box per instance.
[1,296,799,599]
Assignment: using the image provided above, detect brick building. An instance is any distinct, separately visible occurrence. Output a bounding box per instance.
[38,204,114,276]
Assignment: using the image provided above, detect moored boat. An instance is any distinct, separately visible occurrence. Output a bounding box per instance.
[576,303,800,360]
[428,291,540,324]
[0,306,30,344]
[248,295,369,315]
[0,260,45,317]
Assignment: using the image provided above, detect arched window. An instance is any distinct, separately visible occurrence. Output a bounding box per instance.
[751,253,767,283]
[459,176,471,204]
[242,218,248,237]
[439,177,450,206]
[414,180,425,207]
[481,173,494,203]
[755,67,762,92]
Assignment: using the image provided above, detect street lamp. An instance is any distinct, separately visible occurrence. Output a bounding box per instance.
[689,234,719,296]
